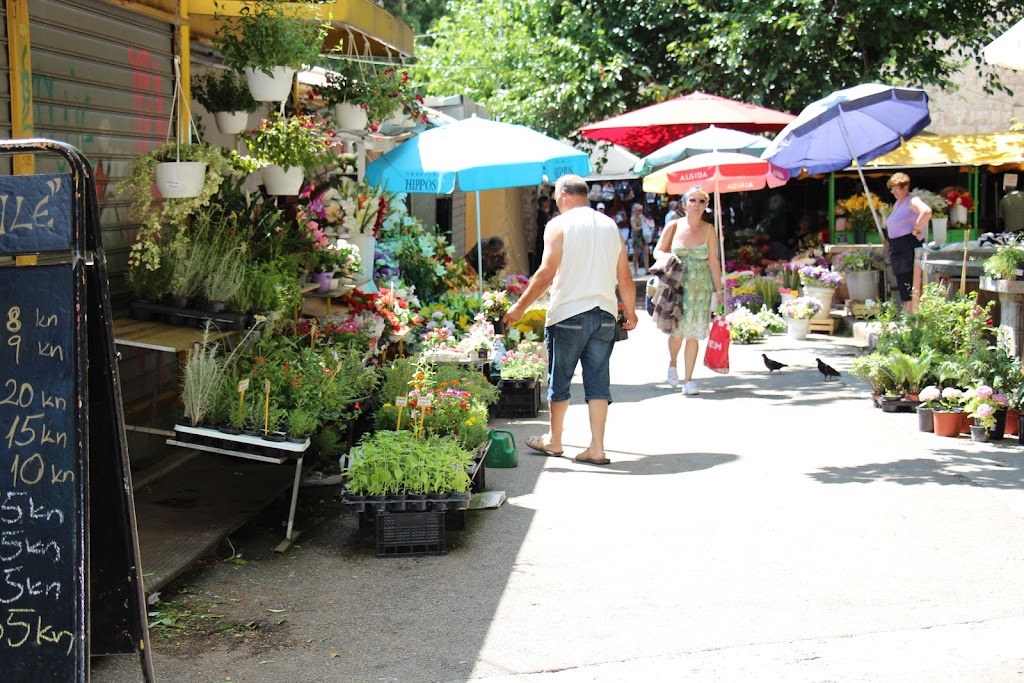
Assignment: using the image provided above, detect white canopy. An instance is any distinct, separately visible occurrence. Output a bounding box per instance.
[984,18,1024,71]
[586,142,641,181]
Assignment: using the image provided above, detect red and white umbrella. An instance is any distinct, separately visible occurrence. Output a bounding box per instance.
[643,152,791,284]
[642,151,789,195]
[580,92,795,156]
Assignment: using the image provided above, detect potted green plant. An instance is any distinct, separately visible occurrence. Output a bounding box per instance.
[982,239,1024,280]
[212,0,329,102]
[181,325,227,426]
[961,385,1010,441]
[192,68,258,134]
[199,245,248,312]
[361,65,426,129]
[833,250,882,302]
[245,113,339,195]
[312,58,374,130]
[118,141,237,274]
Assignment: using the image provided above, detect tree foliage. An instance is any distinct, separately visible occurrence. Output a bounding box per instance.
[413,0,1018,140]
[413,0,653,141]
[666,0,1019,113]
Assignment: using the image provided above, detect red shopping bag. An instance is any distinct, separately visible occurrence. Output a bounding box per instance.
[703,317,731,374]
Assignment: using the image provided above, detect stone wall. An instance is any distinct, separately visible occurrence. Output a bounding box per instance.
[924,63,1024,134]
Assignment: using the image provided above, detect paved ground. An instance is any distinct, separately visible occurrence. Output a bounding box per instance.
[93,313,1024,682]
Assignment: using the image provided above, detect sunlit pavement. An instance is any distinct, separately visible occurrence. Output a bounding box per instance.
[93,313,1024,683]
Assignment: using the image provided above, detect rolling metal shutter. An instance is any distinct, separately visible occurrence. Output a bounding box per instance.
[30,0,174,305]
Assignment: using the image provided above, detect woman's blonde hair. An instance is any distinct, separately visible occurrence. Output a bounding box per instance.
[887,172,910,189]
[685,186,710,202]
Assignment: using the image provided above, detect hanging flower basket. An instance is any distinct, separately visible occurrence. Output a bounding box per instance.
[334,103,369,131]
[261,164,304,196]
[154,161,207,199]
[214,110,250,135]
[244,66,295,102]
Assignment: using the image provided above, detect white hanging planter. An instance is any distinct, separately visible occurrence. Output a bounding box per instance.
[243,66,295,102]
[333,103,368,131]
[155,161,207,198]
[214,110,250,135]
[261,164,304,196]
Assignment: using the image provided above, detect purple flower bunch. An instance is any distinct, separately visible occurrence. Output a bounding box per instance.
[798,265,844,289]
[727,293,764,312]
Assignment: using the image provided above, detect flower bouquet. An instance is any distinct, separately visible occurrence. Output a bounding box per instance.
[504,274,530,298]
[724,306,766,344]
[778,296,822,320]
[911,188,948,219]
[456,313,497,360]
[837,191,886,240]
[499,348,548,381]
[943,187,975,226]
[798,265,843,289]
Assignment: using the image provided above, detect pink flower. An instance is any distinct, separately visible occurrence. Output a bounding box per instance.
[977,404,993,418]
[976,385,993,399]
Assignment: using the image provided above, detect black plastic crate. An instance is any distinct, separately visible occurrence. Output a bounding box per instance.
[493,380,540,418]
[376,511,446,557]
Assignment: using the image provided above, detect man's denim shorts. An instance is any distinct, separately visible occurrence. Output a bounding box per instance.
[545,307,617,403]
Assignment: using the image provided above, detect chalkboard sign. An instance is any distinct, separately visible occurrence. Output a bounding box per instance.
[0,139,153,682]
[0,264,84,676]
[0,173,73,253]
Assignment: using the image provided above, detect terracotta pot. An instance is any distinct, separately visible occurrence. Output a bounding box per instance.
[932,410,962,438]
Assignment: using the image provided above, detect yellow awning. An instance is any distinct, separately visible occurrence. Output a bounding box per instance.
[103,0,414,57]
[864,132,1024,171]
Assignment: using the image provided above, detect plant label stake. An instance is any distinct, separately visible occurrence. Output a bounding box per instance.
[395,396,407,430]
[238,378,249,427]
[325,359,344,386]
[417,393,432,439]
[310,319,317,351]
[263,378,271,435]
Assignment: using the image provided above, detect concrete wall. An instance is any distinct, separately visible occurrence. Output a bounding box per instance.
[925,63,1024,134]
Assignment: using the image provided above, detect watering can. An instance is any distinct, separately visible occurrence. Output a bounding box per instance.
[485,429,518,468]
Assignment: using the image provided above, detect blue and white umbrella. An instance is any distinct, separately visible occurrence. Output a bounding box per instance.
[365,116,591,299]
[763,83,930,237]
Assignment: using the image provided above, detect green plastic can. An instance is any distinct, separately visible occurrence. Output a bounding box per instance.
[485,429,518,468]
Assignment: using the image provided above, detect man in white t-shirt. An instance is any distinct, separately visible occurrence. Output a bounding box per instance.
[504,174,637,466]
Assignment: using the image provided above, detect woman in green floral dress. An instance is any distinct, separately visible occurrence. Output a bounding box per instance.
[651,186,724,395]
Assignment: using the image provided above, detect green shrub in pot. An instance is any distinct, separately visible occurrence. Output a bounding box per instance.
[212,0,329,76]
[192,68,258,114]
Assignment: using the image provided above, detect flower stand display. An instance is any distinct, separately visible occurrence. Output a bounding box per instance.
[167,423,310,552]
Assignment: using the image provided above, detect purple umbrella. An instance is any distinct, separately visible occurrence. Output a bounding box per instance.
[762,83,930,237]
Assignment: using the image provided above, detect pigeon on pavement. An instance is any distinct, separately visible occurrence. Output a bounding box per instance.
[816,358,841,381]
[762,354,787,373]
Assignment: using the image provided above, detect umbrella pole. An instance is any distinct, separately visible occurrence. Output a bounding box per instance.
[476,190,484,310]
[716,192,727,312]
[838,116,886,240]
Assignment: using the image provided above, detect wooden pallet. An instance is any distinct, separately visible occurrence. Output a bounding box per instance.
[808,317,839,334]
